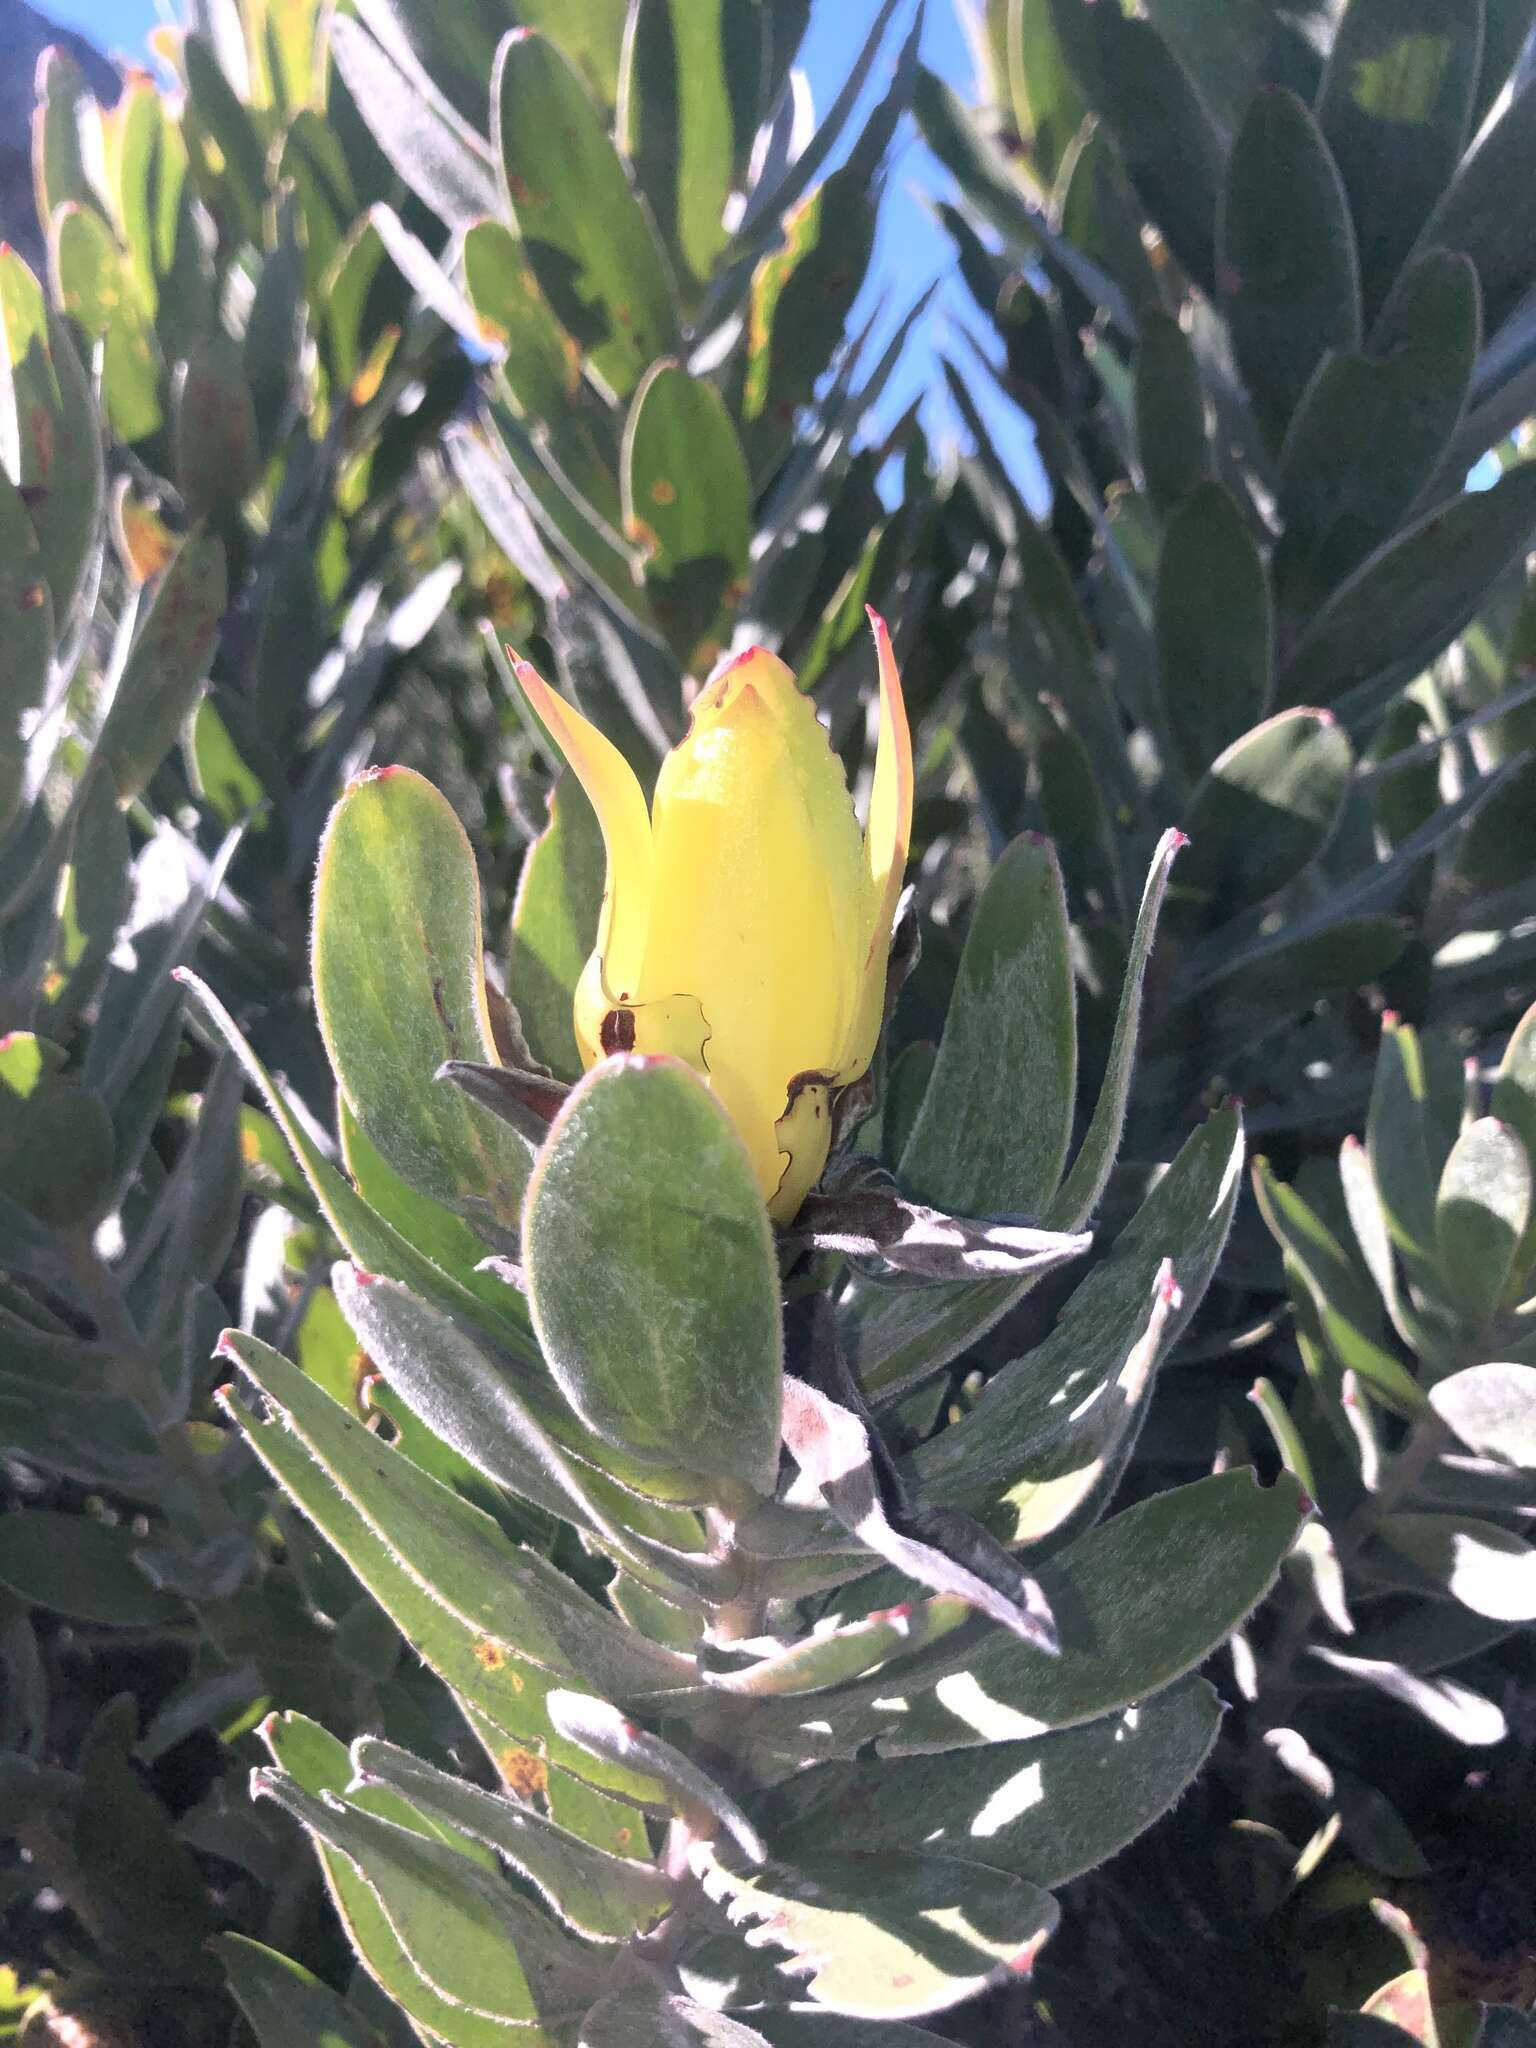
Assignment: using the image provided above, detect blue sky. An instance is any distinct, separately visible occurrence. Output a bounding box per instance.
[52,0,1040,497]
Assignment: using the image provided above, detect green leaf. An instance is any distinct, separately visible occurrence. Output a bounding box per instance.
[524,1057,782,1499]
[187,692,266,825]
[1491,995,1536,1274]
[1048,0,1224,295]
[546,1688,766,1856]
[1318,0,1482,321]
[97,527,226,804]
[1275,250,1481,618]
[1222,84,1361,451]
[0,250,103,631]
[461,221,621,523]
[253,1770,597,2030]
[1274,462,1536,707]
[508,775,605,1083]
[313,766,532,1243]
[327,14,499,230]
[1255,1155,1430,1418]
[218,1327,693,1702]
[501,0,629,103]
[583,1991,771,2047]
[694,1845,1058,2022]
[901,833,1075,1219]
[1135,308,1209,514]
[259,1713,548,2046]
[1410,68,1536,343]
[0,1374,165,1498]
[52,204,164,444]
[0,470,52,833]
[115,81,203,330]
[72,1698,216,1976]
[622,360,750,670]
[1369,1016,1443,1266]
[494,28,678,402]
[179,971,537,1359]
[0,1033,112,1230]
[1373,1512,1536,1620]
[911,1104,1243,1543]
[1171,709,1353,935]
[740,166,878,479]
[1157,481,1274,780]
[846,831,1182,1402]
[621,0,734,291]
[33,47,102,223]
[0,1511,182,1627]
[173,326,259,525]
[218,1343,678,1811]
[244,197,307,459]
[1430,1362,1536,1468]
[1142,0,1271,128]
[182,31,268,245]
[743,1470,1308,1760]
[332,1261,716,1575]
[1007,0,1088,185]
[216,1934,390,2048]
[1436,1115,1532,1320]
[352,1736,674,1942]
[757,1673,1221,1886]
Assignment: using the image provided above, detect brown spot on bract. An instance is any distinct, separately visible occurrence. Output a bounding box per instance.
[473,1638,506,1670]
[601,1009,636,1055]
[615,1826,632,1848]
[499,1747,549,1801]
[18,579,44,611]
[648,478,677,506]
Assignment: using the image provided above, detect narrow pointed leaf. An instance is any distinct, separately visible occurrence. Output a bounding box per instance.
[352,1737,674,1942]
[901,833,1075,1218]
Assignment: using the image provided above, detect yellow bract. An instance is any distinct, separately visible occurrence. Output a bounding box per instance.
[514,614,913,1221]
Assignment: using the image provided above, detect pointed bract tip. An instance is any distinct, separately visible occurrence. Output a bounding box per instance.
[1381,1010,1401,1031]
[1169,828,1191,851]
[213,1331,241,1365]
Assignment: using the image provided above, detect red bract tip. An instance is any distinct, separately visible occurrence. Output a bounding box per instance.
[213,1332,241,1364]
[720,644,769,675]
[1382,1010,1401,1031]
[1169,828,1191,851]
[1296,1491,1316,1518]
[352,1268,381,1287]
[1159,1268,1183,1311]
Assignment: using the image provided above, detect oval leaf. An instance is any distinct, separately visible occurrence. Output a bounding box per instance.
[524,1055,783,1499]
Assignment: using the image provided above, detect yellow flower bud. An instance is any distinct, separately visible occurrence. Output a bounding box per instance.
[513,613,913,1222]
